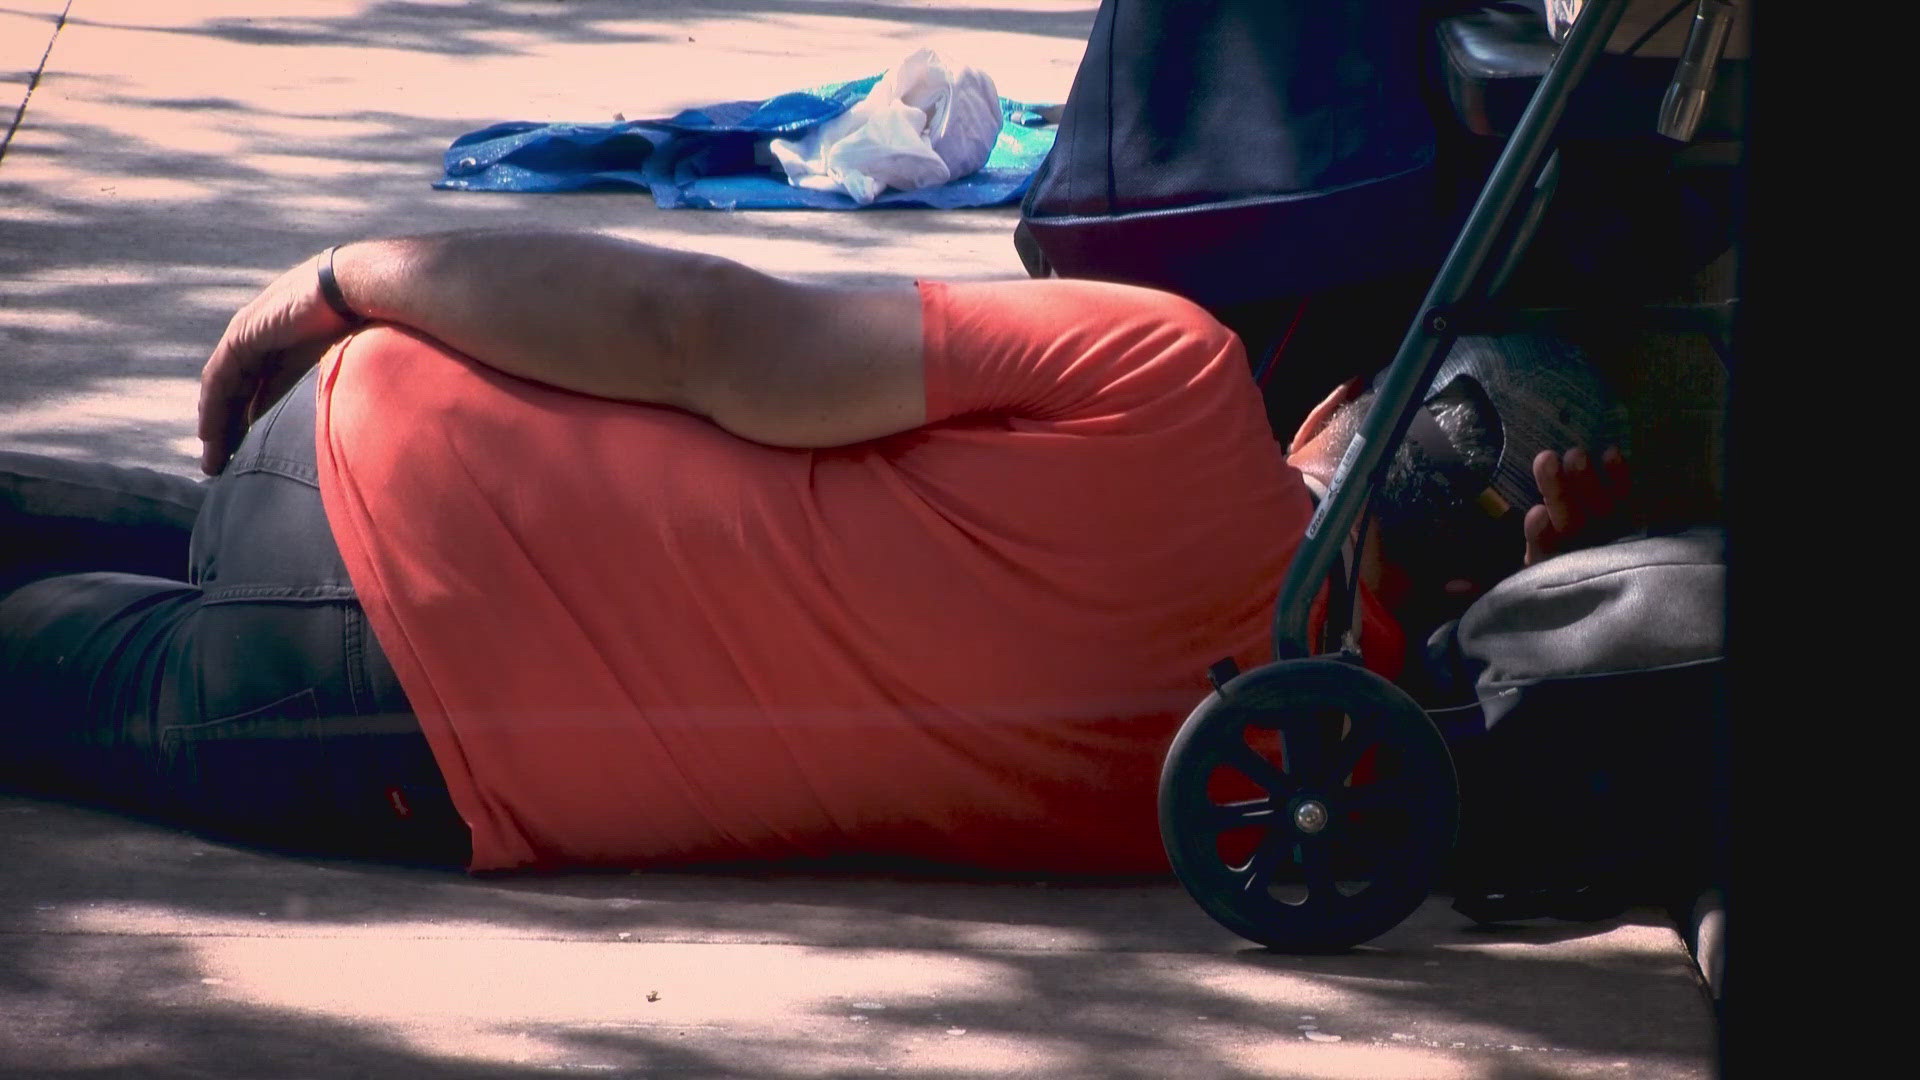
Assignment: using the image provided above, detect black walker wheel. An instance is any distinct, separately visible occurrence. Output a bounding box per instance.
[1159,658,1459,953]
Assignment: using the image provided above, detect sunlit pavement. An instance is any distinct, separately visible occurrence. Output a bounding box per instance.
[1,3,1717,1076]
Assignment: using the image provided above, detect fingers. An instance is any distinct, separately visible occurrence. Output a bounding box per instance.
[247,362,297,427]
[196,253,345,474]
[1526,451,1559,566]
[1523,503,1553,566]
[1600,445,1630,509]
[1524,444,1635,566]
[1538,448,1588,541]
[250,338,333,423]
[200,339,338,475]
[198,336,255,475]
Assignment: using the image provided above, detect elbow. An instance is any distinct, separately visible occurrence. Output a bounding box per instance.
[615,252,742,410]
[646,257,792,426]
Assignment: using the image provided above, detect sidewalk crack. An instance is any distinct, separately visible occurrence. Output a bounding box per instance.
[0,0,75,166]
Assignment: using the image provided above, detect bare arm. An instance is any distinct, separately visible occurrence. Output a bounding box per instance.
[197,230,924,473]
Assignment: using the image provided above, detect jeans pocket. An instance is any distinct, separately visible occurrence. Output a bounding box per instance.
[159,687,325,832]
[156,688,464,862]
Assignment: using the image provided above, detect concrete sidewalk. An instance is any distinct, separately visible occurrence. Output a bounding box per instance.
[1,792,1715,1079]
[2,0,1087,473]
[1,3,1719,1076]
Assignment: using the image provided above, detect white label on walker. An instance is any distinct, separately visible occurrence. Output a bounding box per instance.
[1304,434,1365,540]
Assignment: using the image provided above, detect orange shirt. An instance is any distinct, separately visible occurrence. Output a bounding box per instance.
[315,278,1391,873]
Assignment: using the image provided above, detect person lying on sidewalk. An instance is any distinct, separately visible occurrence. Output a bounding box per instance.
[0,229,1629,872]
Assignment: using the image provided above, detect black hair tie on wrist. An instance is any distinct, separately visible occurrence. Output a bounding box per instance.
[317,245,363,325]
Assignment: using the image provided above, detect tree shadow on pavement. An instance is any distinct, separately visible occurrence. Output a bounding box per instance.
[0,5,1716,1076]
[2,0,1086,471]
[0,793,1716,1079]
[63,0,1099,59]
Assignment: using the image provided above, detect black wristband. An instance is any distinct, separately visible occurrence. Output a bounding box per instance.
[316,245,363,325]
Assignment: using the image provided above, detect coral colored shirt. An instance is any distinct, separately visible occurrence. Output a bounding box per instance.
[315,279,1400,873]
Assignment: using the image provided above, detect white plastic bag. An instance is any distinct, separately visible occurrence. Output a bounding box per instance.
[770,49,1002,204]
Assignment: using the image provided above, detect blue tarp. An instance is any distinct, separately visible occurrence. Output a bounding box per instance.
[435,75,1057,211]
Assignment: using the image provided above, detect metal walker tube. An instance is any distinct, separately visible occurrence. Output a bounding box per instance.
[1269,0,1634,659]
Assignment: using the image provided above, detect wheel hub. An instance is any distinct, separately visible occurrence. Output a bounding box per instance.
[1291,797,1329,835]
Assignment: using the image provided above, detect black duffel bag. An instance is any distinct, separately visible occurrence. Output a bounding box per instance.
[1015,0,1447,312]
[1421,526,1727,922]
[1015,0,1461,430]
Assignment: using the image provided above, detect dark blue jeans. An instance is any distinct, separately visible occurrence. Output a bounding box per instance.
[0,371,469,864]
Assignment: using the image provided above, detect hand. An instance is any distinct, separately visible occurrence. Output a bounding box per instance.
[1522,446,1632,566]
[197,250,357,475]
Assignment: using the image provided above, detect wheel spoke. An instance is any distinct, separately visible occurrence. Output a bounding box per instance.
[1281,713,1330,781]
[1164,659,1457,950]
[1327,733,1373,786]
[1238,835,1289,894]
[1222,738,1291,796]
[1203,797,1278,831]
[1299,838,1335,894]
[1336,784,1400,813]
